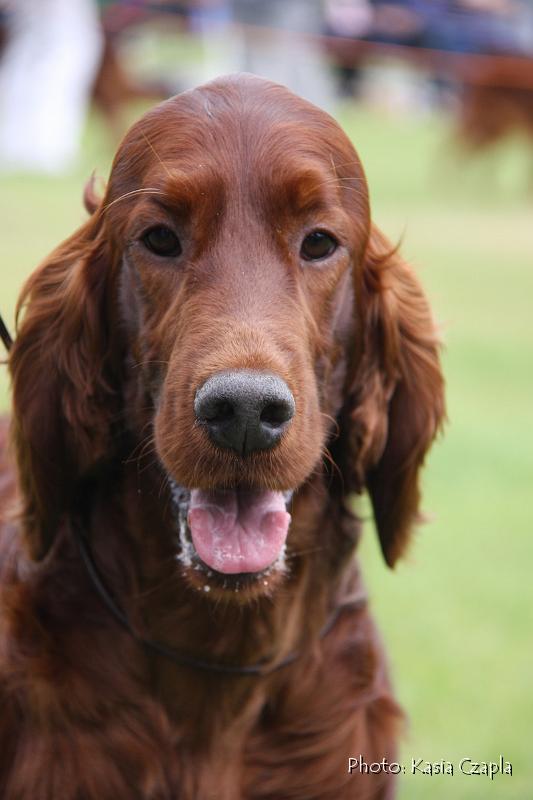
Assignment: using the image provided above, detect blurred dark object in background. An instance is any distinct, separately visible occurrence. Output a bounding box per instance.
[95,0,337,134]
[324,0,533,153]
[422,0,533,57]
[324,0,533,57]
[230,0,335,110]
[93,1,178,139]
[91,33,171,139]
[1,0,533,171]
[457,55,533,153]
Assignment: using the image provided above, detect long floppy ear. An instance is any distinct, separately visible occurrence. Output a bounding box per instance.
[9,207,120,560]
[341,225,445,567]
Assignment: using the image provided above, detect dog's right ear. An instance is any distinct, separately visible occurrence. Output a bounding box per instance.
[9,206,120,560]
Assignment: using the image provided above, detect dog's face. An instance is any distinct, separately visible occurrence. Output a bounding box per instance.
[104,76,369,592]
[11,75,444,601]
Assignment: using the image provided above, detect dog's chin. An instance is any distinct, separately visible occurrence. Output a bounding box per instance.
[169,480,294,601]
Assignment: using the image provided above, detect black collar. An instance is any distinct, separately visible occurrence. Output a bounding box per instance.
[73,520,367,677]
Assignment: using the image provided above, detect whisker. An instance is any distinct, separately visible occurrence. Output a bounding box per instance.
[328,158,364,170]
[320,412,340,439]
[130,359,170,371]
[322,445,343,485]
[329,152,338,180]
[123,424,154,464]
[136,450,161,475]
[158,472,171,500]
[319,175,365,186]
[330,185,366,198]
[102,188,166,213]
[140,129,173,179]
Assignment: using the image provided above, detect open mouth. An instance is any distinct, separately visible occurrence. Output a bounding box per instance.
[170,481,293,579]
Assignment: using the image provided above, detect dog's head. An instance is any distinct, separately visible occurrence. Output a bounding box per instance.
[10,75,444,598]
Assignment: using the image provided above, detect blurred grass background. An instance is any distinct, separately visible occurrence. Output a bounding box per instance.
[1,103,532,798]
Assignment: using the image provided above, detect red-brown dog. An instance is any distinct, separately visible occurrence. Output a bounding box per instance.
[0,74,444,799]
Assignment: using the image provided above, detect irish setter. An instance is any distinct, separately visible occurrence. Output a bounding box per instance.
[0,74,445,799]
[456,59,533,154]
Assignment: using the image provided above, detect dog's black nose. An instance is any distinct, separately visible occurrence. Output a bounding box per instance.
[194,370,295,455]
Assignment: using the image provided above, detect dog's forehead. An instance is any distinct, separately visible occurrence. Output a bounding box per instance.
[114,75,361,183]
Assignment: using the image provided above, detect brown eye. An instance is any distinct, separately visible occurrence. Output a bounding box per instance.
[142,226,182,257]
[300,230,337,261]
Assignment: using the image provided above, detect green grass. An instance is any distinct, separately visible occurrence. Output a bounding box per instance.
[339,107,533,799]
[1,103,532,799]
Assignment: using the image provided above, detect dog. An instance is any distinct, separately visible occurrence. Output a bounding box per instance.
[0,74,444,799]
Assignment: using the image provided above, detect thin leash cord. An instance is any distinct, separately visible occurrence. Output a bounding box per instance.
[73,520,367,677]
[0,312,13,353]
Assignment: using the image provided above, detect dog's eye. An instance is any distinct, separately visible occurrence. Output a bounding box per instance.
[142,226,182,257]
[300,231,338,261]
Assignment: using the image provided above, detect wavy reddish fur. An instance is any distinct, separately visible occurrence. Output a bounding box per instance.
[0,75,444,799]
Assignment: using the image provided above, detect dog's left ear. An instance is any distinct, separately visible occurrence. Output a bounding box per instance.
[340,224,445,567]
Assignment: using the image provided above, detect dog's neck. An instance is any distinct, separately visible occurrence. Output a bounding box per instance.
[78,458,359,721]
[4,450,364,749]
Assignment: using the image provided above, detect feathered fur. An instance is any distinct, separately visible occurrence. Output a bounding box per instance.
[0,75,444,799]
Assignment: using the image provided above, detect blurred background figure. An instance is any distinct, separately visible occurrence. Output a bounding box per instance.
[229,0,336,111]
[322,0,374,96]
[185,0,235,83]
[0,0,102,173]
[2,0,532,172]
[91,0,172,138]
[422,0,532,57]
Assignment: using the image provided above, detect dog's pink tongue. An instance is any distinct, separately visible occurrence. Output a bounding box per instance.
[188,489,290,574]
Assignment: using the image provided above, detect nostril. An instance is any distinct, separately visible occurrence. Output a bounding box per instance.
[260,401,294,427]
[204,400,234,423]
